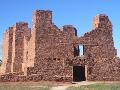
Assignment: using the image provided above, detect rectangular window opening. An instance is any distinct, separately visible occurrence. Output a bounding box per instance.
[79,45,84,56]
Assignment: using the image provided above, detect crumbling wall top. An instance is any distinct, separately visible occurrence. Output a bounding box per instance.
[12,22,28,30]
[3,27,13,37]
[60,25,77,36]
[32,10,52,24]
[93,14,112,30]
[33,10,52,13]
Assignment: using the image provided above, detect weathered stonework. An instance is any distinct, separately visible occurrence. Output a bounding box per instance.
[0,10,120,82]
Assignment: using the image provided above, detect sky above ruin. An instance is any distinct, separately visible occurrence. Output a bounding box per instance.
[0,0,120,59]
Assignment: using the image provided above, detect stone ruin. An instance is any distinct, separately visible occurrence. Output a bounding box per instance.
[0,10,120,82]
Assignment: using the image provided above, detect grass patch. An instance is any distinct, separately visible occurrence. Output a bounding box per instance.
[67,83,120,90]
[0,85,50,90]
[0,82,52,90]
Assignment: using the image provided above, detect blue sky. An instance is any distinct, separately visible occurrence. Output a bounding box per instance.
[0,0,120,59]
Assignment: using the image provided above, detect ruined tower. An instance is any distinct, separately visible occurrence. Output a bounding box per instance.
[0,22,30,74]
[0,28,13,74]
[84,14,118,80]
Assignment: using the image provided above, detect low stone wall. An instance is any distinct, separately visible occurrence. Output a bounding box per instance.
[0,73,72,82]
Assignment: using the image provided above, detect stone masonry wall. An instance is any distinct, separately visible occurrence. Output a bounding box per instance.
[0,22,30,75]
[80,14,120,81]
[11,22,30,73]
[26,10,78,81]
[6,27,13,73]
[0,30,10,74]
[0,10,120,82]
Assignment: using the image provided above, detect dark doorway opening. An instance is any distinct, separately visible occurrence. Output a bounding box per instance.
[73,66,85,82]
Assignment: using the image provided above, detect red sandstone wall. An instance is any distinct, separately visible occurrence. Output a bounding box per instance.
[11,23,29,73]
[81,14,120,81]
[23,29,31,75]
[6,27,13,73]
[0,10,120,82]
[1,22,31,75]
[0,31,9,74]
[26,10,78,81]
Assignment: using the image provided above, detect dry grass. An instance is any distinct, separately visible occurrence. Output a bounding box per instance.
[0,81,70,90]
[0,81,54,90]
[67,83,120,90]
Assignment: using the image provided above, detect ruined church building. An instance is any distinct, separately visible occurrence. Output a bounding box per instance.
[0,10,120,82]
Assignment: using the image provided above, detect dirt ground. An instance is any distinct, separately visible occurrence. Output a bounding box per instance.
[0,81,120,90]
[50,81,97,90]
[50,81,120,90]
